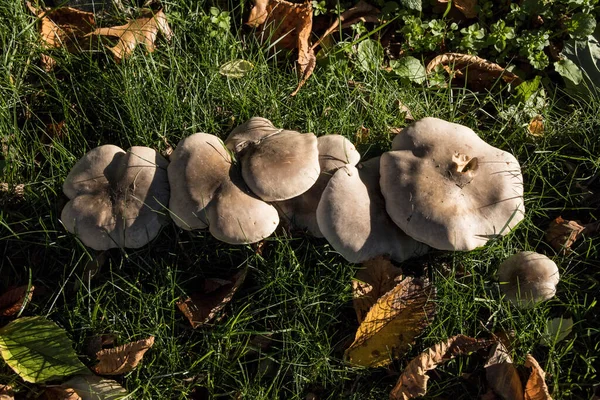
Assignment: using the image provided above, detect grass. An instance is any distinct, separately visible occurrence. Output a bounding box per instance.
[1,0,599,398]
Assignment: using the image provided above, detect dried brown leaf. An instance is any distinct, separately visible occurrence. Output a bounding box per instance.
[484,342,523,400]
[426,53,522,91]
[354,125,370,145]
[86,333,118,357]
[86,9,172,62]
[0,184,25,201]
[93,336,155,375]
[41,121,66,144]
[389,335,493,399]
[352,256,403,323]
[528,115,544,137]
[345,277,436,368]
[0,285,34,317]
[0,385,14,400]
[545,216,585,254]
[177,269,247,328]
[524,354,552,400]
[454,0,477,19]
[44,387,80,400]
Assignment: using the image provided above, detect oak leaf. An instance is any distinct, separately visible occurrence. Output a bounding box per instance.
[345,277,436,368]
[93,336,155,375]
[524,354,552,400]
[484,342,523,400]
[86,9,172,62]
[0,285,34,317]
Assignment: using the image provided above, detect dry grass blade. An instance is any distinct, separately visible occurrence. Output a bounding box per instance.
[0,285,34,317]
[484,342,523,400]
[545,216,585,254]
[352,256,403,323]
[177,269,248,328]
[390,335,493,399]
[345,277,436,368]
[93,336,155,375]
[524,354,552,400]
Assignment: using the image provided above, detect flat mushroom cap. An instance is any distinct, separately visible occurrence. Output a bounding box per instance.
[168,133,231,230]
[380,117,525,251]
[497,251,560,308]
[61,145,170,250]
[316,158,428,263]
[225,117,279,153]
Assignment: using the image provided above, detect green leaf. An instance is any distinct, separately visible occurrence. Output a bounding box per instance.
[554,59,583,85]
[398,0,421,11]
[562,33,600,98]
[515,76,542,102]
[219,59,254,78]
[566,13,597,38]
[0,316,89,383]
[356,39,384,72]
[390,56,426,84]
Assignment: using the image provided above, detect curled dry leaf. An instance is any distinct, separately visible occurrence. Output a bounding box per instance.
[426,53,522,91]
[352,256,403,323]
[0,184,25,201]
[0,285,34,317]
[0,385,13,400]
[86,9,172,62]
[93,336,155,375]
[345,277,436,368]
[247,0,315,96]
[177,269,247,328]
[389,335,493,399]
[435,0,477,19]
[528,115,545,137]
[524,354,552,400]
[484,342,523,400]
[545,216,585,253]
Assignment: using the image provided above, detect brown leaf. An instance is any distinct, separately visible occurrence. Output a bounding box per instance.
[352,256,403,323]
[86,9,172,62]
[177,269,247,328]
[44,387,80,400]
[0,184,25,201]
[528,115,544,137]
[395,100,414,121]
[484,342,524,400]
[247,0,314,96]
[354,125,370,145]
[0,385,14,400]
[41,121,66,144]
[0,285,34,316]
[426,53,522,91]
[389,335,493,399]
[345,277,436,368]
[454,0,477,19]
[524,354,552,400]
[545,216,585,253]
[93,336,155,375]
[86,333,118,357]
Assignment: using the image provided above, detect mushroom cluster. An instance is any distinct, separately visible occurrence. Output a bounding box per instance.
[61,117,526,266]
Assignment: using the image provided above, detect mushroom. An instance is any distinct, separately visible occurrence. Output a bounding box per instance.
[168,132,279,244]
[497,251,559,308]
[380,117,524,251]
[61,145,170,250]
[316,157,428,263]
[276,134,361,237]
[225,117,320,202]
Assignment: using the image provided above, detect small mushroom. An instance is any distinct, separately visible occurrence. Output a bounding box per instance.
[276,134,361,237]
[380,117,525,251]
[316,157,428,263]
[61,145,170,250]
[225,117,320,202]
[497,251,559,308]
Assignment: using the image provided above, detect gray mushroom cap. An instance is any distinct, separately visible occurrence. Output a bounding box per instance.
[316,157,428,263]
[61,145,170,250]
[497,251,559,308]
[276,134,361,237]
[380,117,525,251]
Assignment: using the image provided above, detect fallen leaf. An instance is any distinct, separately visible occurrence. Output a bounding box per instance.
[0,385,13,400]
[528,115,545,137]
[524,354,552,400]
[426,53,522,91]
[247,0,315,96]
[545,216,585,253]
[453,0,477,18]
[0,184,25,201]
[41,121,66,144]
[352,256,403,323]
[484,342,524,400]
[395,100,415,121]
[177,269,247,328]
[389,335,493,399]
[0,285,34,317]
[61,375,128,399]
[86,9,172,62]
[93,336,155,375]
[44,387,80,400]
[219,59,254,78]
[86,333,118,357]
[540,317,573,346]
[345,277,436,368]
[354,125,370,145]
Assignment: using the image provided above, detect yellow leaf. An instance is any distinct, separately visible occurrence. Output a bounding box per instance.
[345,277,436,367]
[93,336,155,375]
[524,354,553,400]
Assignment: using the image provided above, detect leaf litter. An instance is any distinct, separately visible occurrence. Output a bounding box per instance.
[0,285,35,317]
[93,336,155,375]
[484,342,524,400]
[45,376,127,400]
[524,354,553,400]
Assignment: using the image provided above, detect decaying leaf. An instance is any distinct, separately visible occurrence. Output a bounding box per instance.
[345,277,436,368]
[352,256,403,323]
[426,53,522,91]
[524,354,552,400]
[545,216,585,253]
[395,100,415,121]
[86,333,118,358]
[354,125,370,145]
[93,336,155,375]
[44,387,80,400]
[436,0,477,19]
[0,285,34,317]
[58,375,128,399]
[528,115,545,137]
[0,183,25,201]
[0,385,14,400]
[247,0,315,95]
[484,342,523,400]
[219,59,254,78]
[86,9,172,62]
[390,335,493,399]
[177,269,247,328]
[41,121,66,144]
